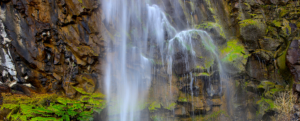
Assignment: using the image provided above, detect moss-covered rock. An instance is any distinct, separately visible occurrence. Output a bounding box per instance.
[220,39,248,73]
[281,19,292,37]
[240,19,266,50]
[195,22,226,39]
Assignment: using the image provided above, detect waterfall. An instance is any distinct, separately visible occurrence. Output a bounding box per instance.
[166,30,223,97]
[102,0,223,120]
[102,0,175,120]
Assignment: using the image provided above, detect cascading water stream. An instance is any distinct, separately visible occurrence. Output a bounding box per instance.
[102,0,224,120]
[166,30,224,97]
[102,0,176,120]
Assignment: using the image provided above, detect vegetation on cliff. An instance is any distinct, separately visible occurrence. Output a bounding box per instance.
[0,90,106,121]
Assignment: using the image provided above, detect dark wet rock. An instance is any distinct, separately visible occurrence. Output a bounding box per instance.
[252,50,274,62]
[246,55,268,80]
[295,84,300,93]
[11,84,35,96]
[287,39,300,84]
[174,106,190,117]
[0,84,11,93]
[180,86,200,96]
[240,20,266,50]
[259,37,284,51]
[262,110,276,121]
[172,50,195,75]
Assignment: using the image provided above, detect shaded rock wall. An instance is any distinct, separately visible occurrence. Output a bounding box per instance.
[0,0,105,97]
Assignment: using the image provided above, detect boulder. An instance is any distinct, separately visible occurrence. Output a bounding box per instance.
[246,56,264,80]
[74,74,97,94]
[287,39,300,82]
[240,19,266,50]
[259,36,284,51]
[174,106,190,117]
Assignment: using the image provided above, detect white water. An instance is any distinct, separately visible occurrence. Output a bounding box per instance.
[166,30,223,97]
[102,0,223,120]
[102,0,175,120]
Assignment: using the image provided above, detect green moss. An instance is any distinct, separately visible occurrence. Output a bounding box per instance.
[195,65,201,69]
[195,22,225,38]
[200,72,210,76]
[282,19,291,36]
[297,22,300,28]
[250,13,257,17]
[272,20,281,27]
[277,50,287,70]
[178,97,188,102]
[279,8,288,18]
[148,102,161,112]
[270,87,284,94]
[221,39,248,62]
[204,58,215,68]
[256,97,275,110]
[257,81,275,89]
[201,0,227,39]
[78,0,82,3]
[239,19,258,28]
[196,22,216,30]
[1,91,106,121]
[165,102,176,110]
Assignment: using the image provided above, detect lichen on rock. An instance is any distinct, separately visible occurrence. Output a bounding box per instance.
[220,39,248,73]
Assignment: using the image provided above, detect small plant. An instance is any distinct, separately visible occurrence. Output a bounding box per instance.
[256,97,275,111]
[1,89,106,121]
[274,91,296,121]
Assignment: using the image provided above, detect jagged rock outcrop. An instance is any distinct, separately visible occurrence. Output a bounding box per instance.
[0,0,105,97]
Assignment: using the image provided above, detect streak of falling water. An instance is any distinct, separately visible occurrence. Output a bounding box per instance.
[102,0,176,121]
[102,0,224,120]
[167,29,224,97]
[238,0,245,20]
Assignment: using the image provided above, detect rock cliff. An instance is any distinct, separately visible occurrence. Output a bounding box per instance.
[0,0,299,120]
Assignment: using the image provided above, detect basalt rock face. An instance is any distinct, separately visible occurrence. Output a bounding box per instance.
[226,0,300,120]
[0,0,299,120]
[0,0,105,97]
